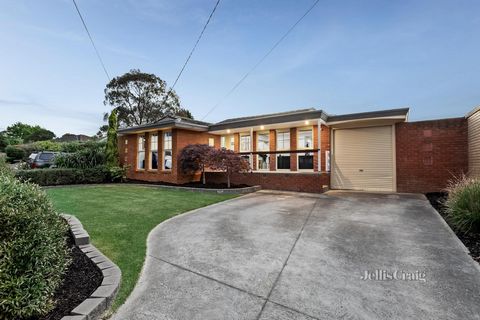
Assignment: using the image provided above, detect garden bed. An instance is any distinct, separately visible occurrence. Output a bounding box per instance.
[30,232,102,320]
[426,192,480,264]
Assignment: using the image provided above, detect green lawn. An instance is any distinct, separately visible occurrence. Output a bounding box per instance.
[46,185,237,310]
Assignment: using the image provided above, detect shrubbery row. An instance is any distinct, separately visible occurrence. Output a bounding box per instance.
[0,158,70,319]
[15,166,115,186]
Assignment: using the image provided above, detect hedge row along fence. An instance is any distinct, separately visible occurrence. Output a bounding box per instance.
[15,167,111,186]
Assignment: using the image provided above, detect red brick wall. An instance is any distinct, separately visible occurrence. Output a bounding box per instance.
[206,172,330,193]
[396,118,468,193]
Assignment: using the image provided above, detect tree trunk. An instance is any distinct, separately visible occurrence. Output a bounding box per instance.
[202,166,206,185]
[227,173,231,188]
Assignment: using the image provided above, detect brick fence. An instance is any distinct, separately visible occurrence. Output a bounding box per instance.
[395,118,468,193]
[206,171,330,193]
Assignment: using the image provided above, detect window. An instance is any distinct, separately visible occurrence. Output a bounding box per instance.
[163,131,172,170]
[221,135,235,150]
[298,152,314,170]
[150,134,158,170]
[124,139,128,145]
[298,129,313,149]
[277,154,290,170]
[257,132,269,151]
[276,131,290,150]
[137,136,145,169]
[240,134,251,152]
[208,138,215,147]
[257,153,269,170]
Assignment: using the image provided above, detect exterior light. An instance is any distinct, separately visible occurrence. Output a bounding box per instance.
[260,125,265,130]
[227,129,231,133]
[305,120,310,125]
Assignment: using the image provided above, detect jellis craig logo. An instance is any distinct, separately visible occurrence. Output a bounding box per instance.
[361,269,426,282]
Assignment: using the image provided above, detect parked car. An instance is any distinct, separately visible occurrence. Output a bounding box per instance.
[31,151,57,169]
[27,153,37,165]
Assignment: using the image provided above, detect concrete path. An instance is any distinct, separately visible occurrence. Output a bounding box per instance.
[114,191,480,320]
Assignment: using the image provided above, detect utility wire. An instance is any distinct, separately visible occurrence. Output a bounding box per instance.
[201,0,320,120]
[161,0,221,108]
[72,0,110,80]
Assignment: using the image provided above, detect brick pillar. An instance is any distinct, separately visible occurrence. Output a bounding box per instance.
[320,125,330,172]
[234,133,240,153]
[313,125,319,172]
[269,130,276,171]
[290,128,297,171]
[252,131,257,170]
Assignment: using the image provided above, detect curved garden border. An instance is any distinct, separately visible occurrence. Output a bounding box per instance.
[61,214,121,320]
[45,183,262,194]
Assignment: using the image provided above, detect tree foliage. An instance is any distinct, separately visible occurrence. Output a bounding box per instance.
[180,144,214,184]
[4,122,55,143]
[103,69,193,128]
[209,149,250,188]
[105,109,119,167]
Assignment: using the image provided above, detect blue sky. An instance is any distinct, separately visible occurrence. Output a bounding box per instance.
[0,0,479,136]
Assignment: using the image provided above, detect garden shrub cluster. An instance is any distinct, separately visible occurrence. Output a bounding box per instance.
[5,145,25,161]
[15,166,111,186]
[54,143,106,169]
[0,162,70,319]
[445,175,480,234]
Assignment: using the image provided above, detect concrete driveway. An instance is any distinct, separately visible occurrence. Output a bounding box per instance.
[114,191,480,320]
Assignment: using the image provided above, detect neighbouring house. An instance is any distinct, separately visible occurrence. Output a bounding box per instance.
[118,106,475,193]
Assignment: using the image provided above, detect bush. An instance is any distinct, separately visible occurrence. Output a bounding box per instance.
[55,142,106,169]
[445,175,480,234]
[5,145,25,161]
[0,169,70,319]
[15,166,111,186]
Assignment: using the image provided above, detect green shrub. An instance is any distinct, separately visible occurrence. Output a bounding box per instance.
[445,175,480,234]
[55,142,107,169]
[15,166,111,186]
[5,145,25,161]
[0,170,70,319]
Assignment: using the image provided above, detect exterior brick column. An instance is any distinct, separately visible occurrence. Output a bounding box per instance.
[269,130,276,171]
[290,128,297,171]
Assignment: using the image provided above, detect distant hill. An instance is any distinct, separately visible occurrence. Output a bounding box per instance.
[55,133,92,142]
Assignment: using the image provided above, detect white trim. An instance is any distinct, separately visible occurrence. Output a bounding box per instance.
[318,120,322,171]
[256,131,270,151]
[276,129,290,151]
[256,153,270,171]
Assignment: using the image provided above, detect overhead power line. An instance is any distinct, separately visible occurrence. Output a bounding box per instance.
[162,0,221,108]
[72,0,111,80]
[201,0,320,120]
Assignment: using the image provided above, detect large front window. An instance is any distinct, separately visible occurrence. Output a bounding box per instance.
[257,153,269,170]
[298,128,313,149]
[240,134,251,152]
[137,136,145,169]
[277,131,290,150]
[150,134,158,170]
[257,132,269,151]
[277,154,290,170]
[221,135,235,150]
[298,152,314,170]
[163,131,172,170]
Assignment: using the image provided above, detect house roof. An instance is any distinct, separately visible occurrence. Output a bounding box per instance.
[208,108,328,131]
[466,105,480,118]
[118,116,211,134]
[326,107,410,123]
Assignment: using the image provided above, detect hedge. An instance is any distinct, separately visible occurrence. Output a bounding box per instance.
[0,165,70,318]
[15,166,111,186]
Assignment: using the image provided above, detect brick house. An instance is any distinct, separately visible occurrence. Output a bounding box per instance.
[118,107,471,193]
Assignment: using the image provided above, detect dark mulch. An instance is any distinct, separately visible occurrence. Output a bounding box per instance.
[426,192,480,264]
[30,233,103,320]
[126,179,250,189]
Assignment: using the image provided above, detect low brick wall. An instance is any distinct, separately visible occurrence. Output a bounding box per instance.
[396,118,468,193]
[206,172,330,193]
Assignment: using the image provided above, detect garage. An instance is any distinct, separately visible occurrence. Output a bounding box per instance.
[331,125,395,192]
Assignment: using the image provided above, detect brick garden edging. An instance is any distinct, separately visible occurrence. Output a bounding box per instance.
[126,183,262,194]
[61,214,121,320]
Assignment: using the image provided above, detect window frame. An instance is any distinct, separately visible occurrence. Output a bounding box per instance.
[276,153,291,171]
[239,133,251,152]
[297,127,313,150]
[208,137,215,147]
[137,135,146,170]
[149,133,158,170]
[276,130,290,151]
[297,151,314,171]
[163,131,172,171]
[256,153,270,171]
[256,131,269,151]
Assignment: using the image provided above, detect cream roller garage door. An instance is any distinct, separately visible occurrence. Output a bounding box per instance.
[331,126,395,192]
